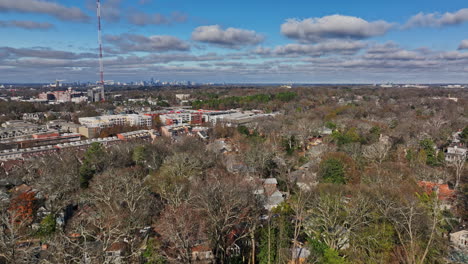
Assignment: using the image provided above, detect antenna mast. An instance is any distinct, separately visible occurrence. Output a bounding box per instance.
[96,0,104,86]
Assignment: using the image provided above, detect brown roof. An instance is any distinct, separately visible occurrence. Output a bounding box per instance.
[192,244,211,253]
[106,241,128,252]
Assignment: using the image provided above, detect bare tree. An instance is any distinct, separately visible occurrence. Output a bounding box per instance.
[363,141,392,181]
[73,167,155,261]
[377,195,443,264]
[0,204,34,264]
[193,172,263,264]
[303,192,372,251]
[449,158,466,189]
[157,203,205,263]
[290,188,313,264]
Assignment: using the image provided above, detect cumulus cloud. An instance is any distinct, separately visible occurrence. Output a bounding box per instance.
[192,25,264,48]
[0,20,53,30]
[439,51,468,60]
[0,0,90,22]
[281,15,393,42]
[361,42,426,60]
[127,11,187,25]
[364,50,423,60]
[405,8,468,28]
[274,41,366,56]
[458,40,468,50]
[105,33,190,52]
[255,40,367,57]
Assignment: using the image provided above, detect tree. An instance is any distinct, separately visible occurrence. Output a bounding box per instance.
[363,141,392,181]
[79,142,105,188]
[148,152,206,206]
[74,167,156,261]
[0,195,37,263]
[377,193,446,264]
[319,158,346,184]
[32,153,81,216]
[257,204,293,264]
[304,192,372,251]
[194,173,262,264]
[157,204,204,263]
[132,145,148,166]
[449,158,466,189]
[321,248,348,264]
[419,139,442,167]
[36,214,56,237]
[290,189,313,264]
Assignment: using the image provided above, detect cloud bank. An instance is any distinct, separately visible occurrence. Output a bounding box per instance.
[405,8,468,28]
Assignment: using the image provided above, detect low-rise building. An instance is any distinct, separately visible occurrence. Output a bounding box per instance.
[117,130,158,141]
[38,88,88,103]
[79,114,152,129]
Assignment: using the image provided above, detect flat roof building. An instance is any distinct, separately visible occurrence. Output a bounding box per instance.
[79,114,152,129]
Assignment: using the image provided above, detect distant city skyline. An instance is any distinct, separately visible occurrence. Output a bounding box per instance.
[1,0,468,83]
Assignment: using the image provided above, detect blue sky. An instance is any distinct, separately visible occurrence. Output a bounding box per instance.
[1,0,468,83]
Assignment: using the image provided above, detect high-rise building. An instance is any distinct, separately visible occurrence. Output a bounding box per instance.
[87,86,105,102]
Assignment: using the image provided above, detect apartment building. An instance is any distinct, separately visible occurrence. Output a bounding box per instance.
[79,114,152,128]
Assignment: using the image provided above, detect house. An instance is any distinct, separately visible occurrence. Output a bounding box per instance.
[191,244,214,264]
[291,161,318,191]
[208,139,233,153]
[450,230,468,251]
[418,181,455,209]
[254,178,285,211]
[105,242,129,264]
[446,145,467,162]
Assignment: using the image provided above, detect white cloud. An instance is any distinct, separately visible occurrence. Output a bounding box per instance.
[192,25,264,48]
[0,0,89,22]
[256,40,367,56]
[281,15,393,42]
[458,40,468,50]
[405,8,468,28]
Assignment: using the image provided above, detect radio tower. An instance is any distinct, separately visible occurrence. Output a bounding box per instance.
[93,0,105,101]
[96,0,104,86]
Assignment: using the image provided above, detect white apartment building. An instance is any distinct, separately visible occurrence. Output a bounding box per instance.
[79,114,152,128]
[159,112,193,125]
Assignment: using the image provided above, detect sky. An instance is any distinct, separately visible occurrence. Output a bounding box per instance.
[1,0,468,83]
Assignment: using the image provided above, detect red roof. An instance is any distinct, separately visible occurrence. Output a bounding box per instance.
[418,181,455,201]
